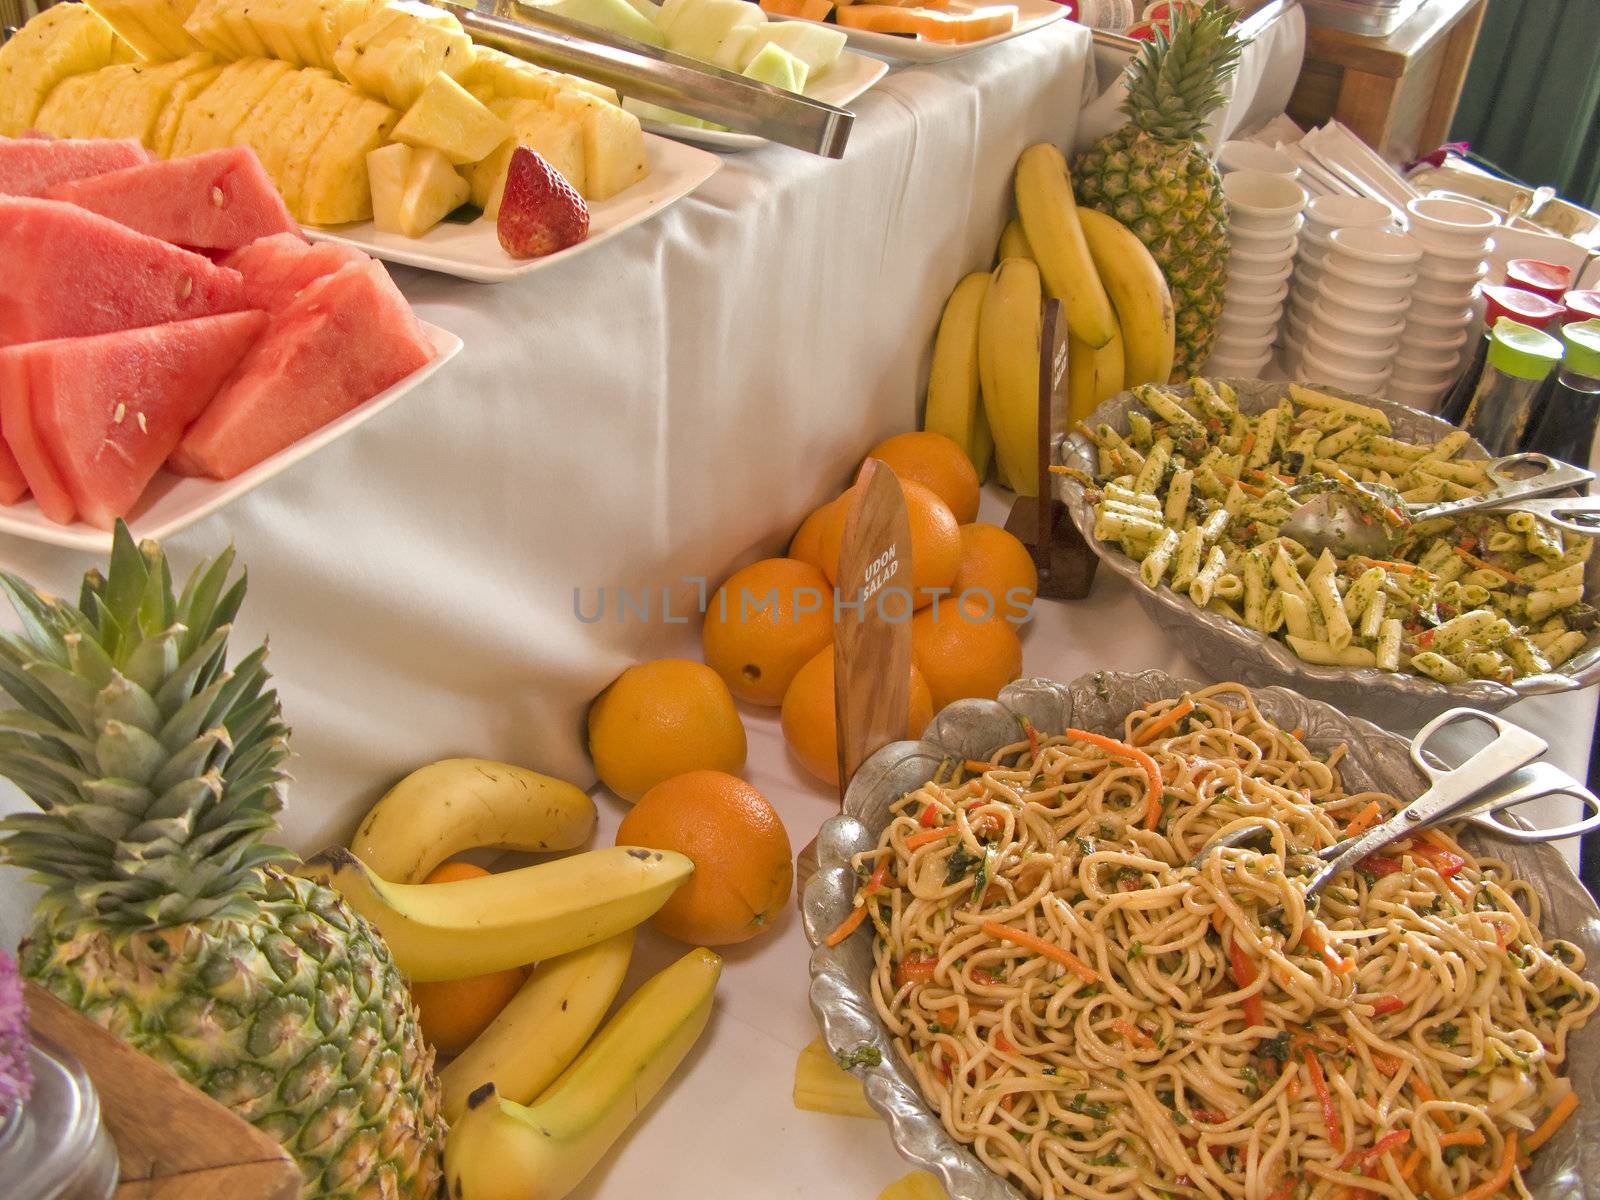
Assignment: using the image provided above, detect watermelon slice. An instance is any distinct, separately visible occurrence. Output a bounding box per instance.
[0,197,247,347]
[222,233,367,311]
[171,260,436,480]
[44,146,298,252]
[0,437,27,505]
[0,351,78,525]
[0,312,270,528]
[0,135,151,198]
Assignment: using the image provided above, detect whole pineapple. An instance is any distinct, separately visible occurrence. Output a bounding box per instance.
[1072,0,1246,380]
[0,526,444,1198]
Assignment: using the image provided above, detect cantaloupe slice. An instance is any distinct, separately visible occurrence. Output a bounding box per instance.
[834,2,1013,40]
[832,4,921,33]
[758,0,834,20]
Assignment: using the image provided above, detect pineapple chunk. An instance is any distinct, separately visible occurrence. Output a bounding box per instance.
[879,1172,948,1200]
[151,63,224,155]
[396,146,468,237]
[393,72,509,165]
[470,97,586,216]
[279,73,364,210]
[0,4,120,136]
[182,0,245,58]
[333,4,472,110]
[171,57,293,155]
[792,1038,876,1118]
[246,0,309,65]
[95,53,215,146]
[458,47,564,105]
[548,90,647,201]
[367,142,412,233]
[318,0,388,68]
[255,69,332,200]
[558,72,620,106]
[32,70,119,139]
[299,93,397,224]
[86,0,207,61]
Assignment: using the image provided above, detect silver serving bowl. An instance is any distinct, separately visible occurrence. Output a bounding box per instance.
[803,671,1600,1199]
[1056,380,1600,724]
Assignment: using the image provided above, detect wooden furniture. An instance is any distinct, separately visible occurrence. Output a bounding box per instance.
[1289,0,1488,163]
[25,982,300,1200]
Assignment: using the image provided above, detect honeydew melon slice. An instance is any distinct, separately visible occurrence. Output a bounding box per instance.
[738,21,846,78]
[526,0,663,45]
[654,0,695,37]
[620,96,709,131]
[622,0,660,20]
[666,0,764,67]
[741,42,807,94]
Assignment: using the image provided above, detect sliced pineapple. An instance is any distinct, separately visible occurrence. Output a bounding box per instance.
[318,0,388,71]
[0,4,121,135]
[255,69,330,202]
[96,53,215,146]
[879,1172,948,1200]
[557,72,620,107]
[366,141,412,234]
[182,0,245,59]
[395,145,468,236]
[228,65,313,169]
[151,63,224,154]
[470,97,587,216]
[333,4,472,110]
[85,0,207,61]
[548,89,647,201]
[170,56,292,155]
[245,0,306,65]
[299,92,397,224]
[392,71,509,165]
[792,1038,876,1118]
[31,69,118,139]
[219,0,273,58]
[457,47,564,106]
[279,73,363,211]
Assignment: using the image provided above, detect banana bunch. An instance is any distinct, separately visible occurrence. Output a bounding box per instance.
[922,144,1176,487]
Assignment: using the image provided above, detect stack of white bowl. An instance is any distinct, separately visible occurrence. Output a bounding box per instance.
[1390,196,1499,411]
[1284,195,1395,363]
[1211,169,1308,376]
[1296,226,1424,394]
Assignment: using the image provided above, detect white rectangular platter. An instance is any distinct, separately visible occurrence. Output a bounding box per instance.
[771,0,1066,63]
[0,322,463,553]
[303,133,721,283]
[637,50,888,151]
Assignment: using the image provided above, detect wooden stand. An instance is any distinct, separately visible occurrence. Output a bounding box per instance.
[25,982,300,1200]
[1004,299,1098,600]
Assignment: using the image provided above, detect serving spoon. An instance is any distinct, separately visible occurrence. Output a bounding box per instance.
[1277,453,1595,559]
[1189,708,1600,906]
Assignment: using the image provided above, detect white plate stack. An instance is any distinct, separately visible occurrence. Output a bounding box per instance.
[1296,226,1424,394]
[1212,170,1308,376]
[1390,196,1500,412]
[1284,194,1394,364]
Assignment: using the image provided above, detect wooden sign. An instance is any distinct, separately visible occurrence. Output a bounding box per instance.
[24,981,300,1200]
[1005,297,1099,599]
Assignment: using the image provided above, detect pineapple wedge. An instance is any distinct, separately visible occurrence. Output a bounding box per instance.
[0,4,120,136]
[470,97,586,216]
[393,72,509,165]
[31,71,119,140]
[457,47,564,106]
[255,69,332,201]
[172,56,293,155]
[96,53,215,146]
[318,0,388,70]
[279,73,364,211]
[85,0,207,61]
[216,0,274,57]
[246,0,309,65]
[879,1172,948,1200]
[334,4,472,110]
[792,1038,876,1119]
[151,63,224,155]
[558,73,621,106]
[299,93,398,224]
[367,141,412,234]
[229,66,313,170]
[396,146,468,237]
[548,90,647,201]
[182,0,246,58]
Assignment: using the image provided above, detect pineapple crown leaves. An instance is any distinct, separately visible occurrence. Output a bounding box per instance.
[1120,0,1247,144]
[0,522,293,932]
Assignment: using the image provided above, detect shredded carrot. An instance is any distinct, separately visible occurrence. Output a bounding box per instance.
[1239,432,1256,458]
[1345,800,1382,836]
[982,920,1100,983]
[1287,1066,1302,1100]
[1022,717,1041,762]
[1303,924,1356,974]
[1210,909,1228,935]
[864,859,889,896]
[1457,1130,1517,1200]
[1452,544,1520,582]
[1436,1130,1486,1149]
[825,905,867,946]
[1398,1148,1423,1184]
[1229,936,1265,1028]
[1341,1130,1411,1171]
[1133,698,1195,746]
[1370,994,1406,1015]
[1352,556,1424,575]
[1304,1049,1344,1151]
[1218,472,1266,497]
[964,759,997,774]
[1523,1091,1579,1153]
[1289,727,1305,740]
[1409,1076,1456,1134]
[1371,1053,1402,1077]
[1065,727,1164,830]
[895,956,937,988]
[1111,1018,1154,1048]
[993,1030,1016,1054]
[905,826,957,850]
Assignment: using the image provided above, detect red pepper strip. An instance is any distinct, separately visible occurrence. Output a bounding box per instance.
[896,956,937,989]
[1265,1175,1301,1200]
[1304,1048,1345,1151]
[1370,994,1406,1016]
[1360,854,1404,877]
[993,1030,1016,1053]
[1229,936,1266,1028]
[971,968,999,986]
[1023,718,1041,763]
[1412,842,1467,878]
[1340,1129,1411,1171]
[1191,1109,1227,1124]
[864,859,888,896]
[918,800,941,827]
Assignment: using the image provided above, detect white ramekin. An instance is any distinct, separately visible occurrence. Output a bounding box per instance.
[1306,194,1395,233]
[1328,226,1425,268]
[1218,141,1301,178]
[1223,170,1309,231]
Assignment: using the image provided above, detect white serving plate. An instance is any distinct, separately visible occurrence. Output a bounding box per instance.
[303,134,720,283]
[770,0,1067,63]
[0,322,462,553]
[637,50,888,151]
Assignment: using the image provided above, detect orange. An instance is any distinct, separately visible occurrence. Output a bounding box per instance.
[817,477,960,610]
[866,430,982,524]
[952,523,1039,625]
[410,861,526,1056]
[910,595,1024,712]
[789,496,846,573]
[587,659,747,801]
[616,770,793,946]
[703,558,833,706]
[780,645,934,786]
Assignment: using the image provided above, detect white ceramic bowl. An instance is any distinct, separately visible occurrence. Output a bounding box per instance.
[1399,320,1470,355]
[1223,170,1308,231]
[1417,257,1489,286]
[1299,225,1331,254]
[1396,343,1464,373]
[1309,297,1404,341]
[1315,284,1412,327]
[1231,222,1300,259]
[1215,322,1279,356]
[1218,140,1300,178]
[1298,344,1393,391]
[1405,195,1499,249]
[1208,348,1274,376]
[1319,264,1416,307]
[1411,276,1478,307]
[1306,194,1395,233]
[1407,294,1474,325]
[1229,257,1297,290]
[1385,377,1448,413]
[1390,357,1456,389]
[1305,323,1399,371]
[1328,226,1424,268]
[1418,240,1490,268]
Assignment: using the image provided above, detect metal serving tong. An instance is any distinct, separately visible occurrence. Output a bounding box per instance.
[1280,452,1596,558]
[433,0,854,155]
[1192,708,1600,904]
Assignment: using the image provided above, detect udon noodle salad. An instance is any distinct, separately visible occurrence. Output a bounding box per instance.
[827,684,1596,1199]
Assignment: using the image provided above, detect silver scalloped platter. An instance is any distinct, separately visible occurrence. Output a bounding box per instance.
[803,671,1600,1199]
[1055,379,1600,724]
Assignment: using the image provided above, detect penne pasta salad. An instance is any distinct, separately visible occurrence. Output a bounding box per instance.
[1065,381,1597,685]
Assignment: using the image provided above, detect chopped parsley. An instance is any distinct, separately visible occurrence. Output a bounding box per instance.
[1259,1032,1292,1063]
[944,846,981,887]
[1436,1022,1458,1045]
[1076,836,1096,855]
[1069,1093,1111,1119]
[1129,940,1145,960]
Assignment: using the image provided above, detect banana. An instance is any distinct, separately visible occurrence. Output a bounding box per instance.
[352,757,597,884]
[445,947,722,1200]
[440,929,635,1122]
[1067,322,1125,427]
[996,216,1032,265]
[922,272,989,473]
[1076,207,1176,388]
[299,845,691,981]
[1013,143,1118,349]
[977,257,1043,498]
[970,405,995,481]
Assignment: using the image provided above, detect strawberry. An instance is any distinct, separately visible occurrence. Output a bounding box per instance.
[496,146,590,259]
